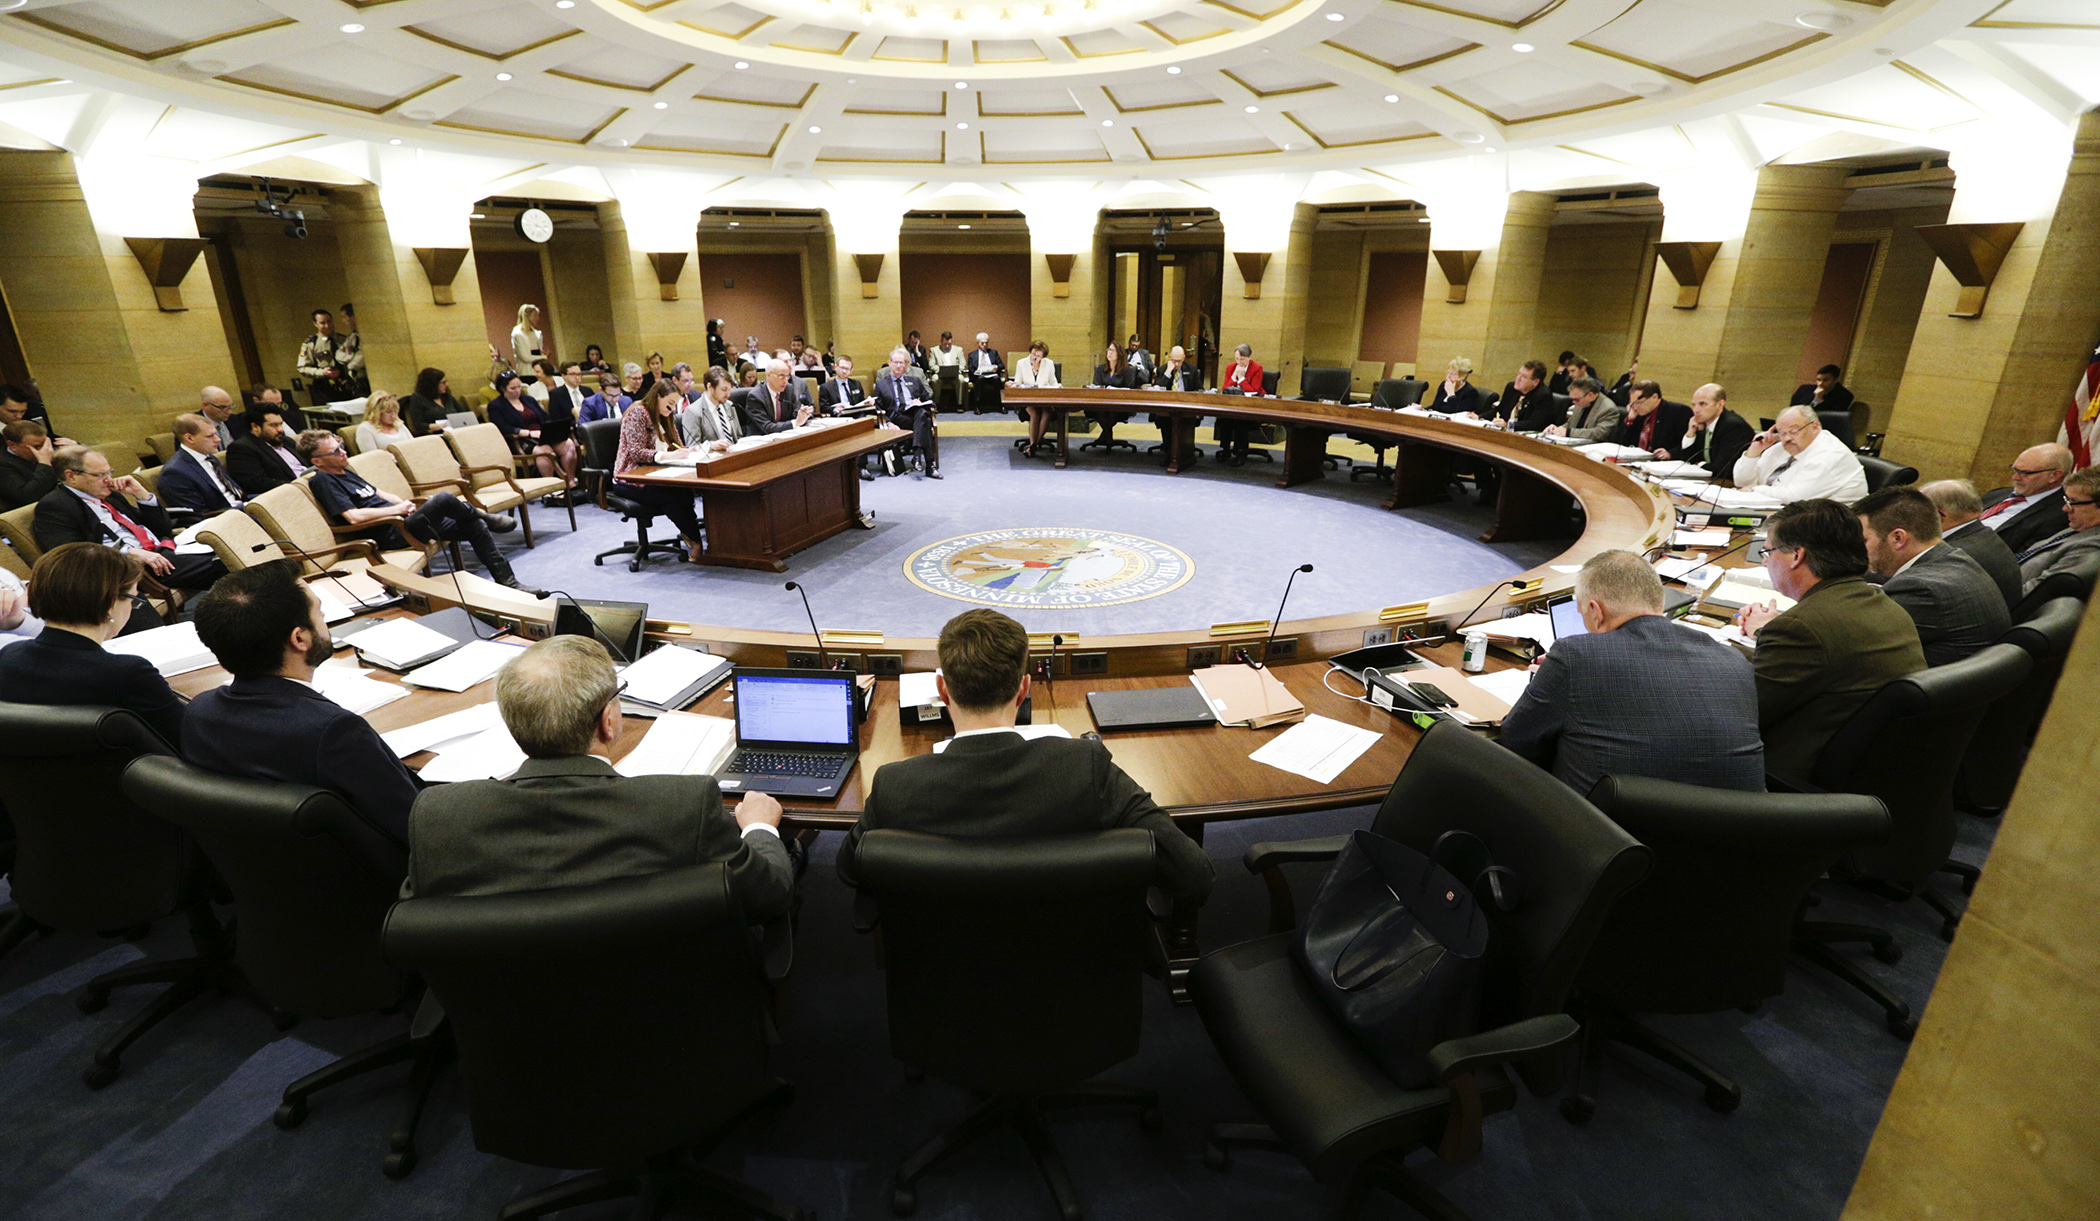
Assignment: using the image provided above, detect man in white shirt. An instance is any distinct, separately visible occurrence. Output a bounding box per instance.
[1731,405,1867,502]
[788,336,825,372]
[0,567,41,645]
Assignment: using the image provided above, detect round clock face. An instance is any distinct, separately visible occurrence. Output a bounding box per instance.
[515,207,554,243]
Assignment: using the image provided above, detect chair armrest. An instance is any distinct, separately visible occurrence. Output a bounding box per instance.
[1243,835,1351,935]
[301,538,381,566]
[1764,770,1825,795]
[457,462,529,499]
[406,476,467,495]
[1427,1014,1580,1165]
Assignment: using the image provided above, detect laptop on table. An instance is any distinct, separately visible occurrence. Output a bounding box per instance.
[716,668,861,798]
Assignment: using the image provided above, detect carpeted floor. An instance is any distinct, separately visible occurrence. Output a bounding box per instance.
[493,417,1566,638]
[0,809,1989,1221]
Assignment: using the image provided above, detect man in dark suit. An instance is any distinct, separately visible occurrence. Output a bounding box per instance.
[1500,550,1763,796]
[0,383,71,447]
[967,332,1006,413]
[184,561,419,848]
[739,360,815,437]
[1492,359,1560,433]
[1978,442,2074,554]
[1153,345,1201,393]
[1612,379,1692,455]
[0,420,58,511]
[1736,499,1925,780]
[2015,465,2100,596]
[225,406,306,497]
[156,413,246,520]
[1671,383,1756,477]
[401,635,795,913]
[1919,479,2024,608]
[34,446,225,591]
[836,609,1212,909]
[817,354,870,416]
[1856,487,2009,667]
[548,361,592,443]
[1790,364,1855,415]
[874,346,940,479]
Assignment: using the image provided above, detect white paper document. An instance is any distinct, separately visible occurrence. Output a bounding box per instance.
[618,645,730,707]
[1249,714,1382,785]
[1477,612,1555,646]
[1671,527,1733,547]
[932,724,1073,753]
[615,712,737,777]
[417,724,527,784]
[401,639,524,692]
[1680,619,1757,650]
[380,701,503,758]
[1707,581,1796,613]
[898,671,942,708]
[105,622,217,677]
[1628,459,1715,480]
[1706,487,1787,511]
[349,618,459,669]
[1467,668,1534,706]
[309,666,410,715]
[1576,443,1657,462]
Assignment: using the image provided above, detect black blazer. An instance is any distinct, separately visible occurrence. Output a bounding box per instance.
[1790,383,1855,414]
[836,731,1214,903]
[1154,363,1201,392]
[1091,362,1141,390]
[1941,519,2024,608]
[0,627,186,746]
[1428,381,1484,415]
[1611,400,1693,451]
[0,449,57,511]
[1671,408,1756,477]
[225,433,301,496]
[181,675,421,849]
[740,380,808,435]
[1495,383,1560,432]
[156,447,242,516]
[1880,543,2011,668]
[1980,487,2068,554]
[817,376,867,414]
[32,486,173,553]
[543,386,586,446]
[403,392,464,436]
[874,373,932,421]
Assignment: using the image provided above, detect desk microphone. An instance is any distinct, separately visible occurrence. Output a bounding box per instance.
[1238,564,1312,669]
[1040,633,1065,704]
[1453,578,1527,633]
[783,581,831,669]
[250,538,366,609]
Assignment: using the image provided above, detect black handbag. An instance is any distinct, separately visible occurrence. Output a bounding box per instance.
[1293,829,1499,1088]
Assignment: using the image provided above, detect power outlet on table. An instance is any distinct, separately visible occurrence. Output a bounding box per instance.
[1070,652,1108,675]
[833,654,866,673]
[867,654,903,676]
[1031,653,1060,679]
[1362,627,1394,648]
[1267,637,1299,661]
[1187,644,1221,669]
[786,650,822,669]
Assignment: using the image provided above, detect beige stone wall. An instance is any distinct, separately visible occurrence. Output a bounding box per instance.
[327,186,419,402]
[540,227,617,369]
[1479,192,1555,385]
[1637,238,1738,406]
[827,225,901,376]
[1840,593,2100,1221]
[1302,228,1365,366]
[1418,224,1499,377]
[1833,203,1948,429]
[1219,203,1315,394]
[633,248,706,369]
[1029,233,1097,377]
[206,213,352,401]
[1534,218,1658,381]
[596,203,645,369]
[1713,166,1854,416]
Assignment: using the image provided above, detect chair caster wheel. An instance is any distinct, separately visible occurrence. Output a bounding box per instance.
[1887,1015,1917,1041]
[82,1060,120,1090]
[274,1100,308,1129]
[76,990,110,1015]
[382,1149,417,1180]
[889,1185,916,1216]
[1203,1143,1231,1173]
[1704,1085,1742,1114]
[1871,942,1902,965]
[1140,1105,1163,1132]
[1559,1096,1595,1126]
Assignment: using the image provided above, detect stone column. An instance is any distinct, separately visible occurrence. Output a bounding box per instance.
[1219,202,1316,394]
[598,201,646,367]
[1478,191,1556,385]
[1711,165,1855,412]
[337,185,489,398]
[826,213,903,375]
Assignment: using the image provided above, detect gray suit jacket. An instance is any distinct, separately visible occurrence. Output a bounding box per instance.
[1941,519,2023,609]
[836,731,1213,903]
[677,392,741,448]
[1561,394,1624,442]
[1753,576,1925,780]
[1499,614,1764,798]
[2017,524,2100,595]
[1882,543,2010,667]
[401,754,793,926]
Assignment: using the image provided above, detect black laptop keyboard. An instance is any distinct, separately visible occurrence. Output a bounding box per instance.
[727,749,839,777]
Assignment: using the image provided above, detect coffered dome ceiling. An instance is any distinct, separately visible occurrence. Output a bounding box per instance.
[0,1,2095,190]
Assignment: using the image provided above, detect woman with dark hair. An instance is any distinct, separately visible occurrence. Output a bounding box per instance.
[706,319,729,371]
[0,543,183,743]
[582,344,611,375]
[404,367,467,435]
[1085,341,1140,448]
[614,379,707,561]
[490,371,569,503]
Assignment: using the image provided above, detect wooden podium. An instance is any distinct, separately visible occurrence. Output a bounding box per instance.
[622,417,903,572]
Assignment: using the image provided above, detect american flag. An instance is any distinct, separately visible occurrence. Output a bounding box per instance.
[2061,342,2100,469]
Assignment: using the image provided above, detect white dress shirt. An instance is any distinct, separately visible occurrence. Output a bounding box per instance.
[1730,428,1867,503]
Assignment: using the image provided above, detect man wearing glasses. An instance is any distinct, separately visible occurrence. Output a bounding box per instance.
[2015,466,2100,596]
[1979,442,2075,553]
[31,446,226,591]
[295,431,535,593]
[1731,404,1867,502]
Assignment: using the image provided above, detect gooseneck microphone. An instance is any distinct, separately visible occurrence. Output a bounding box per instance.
[783,580,829,668]
[1454,577,1526,634]
[1239,563,1313,670]
[251,538,364,608]
[1042,632,1065,703]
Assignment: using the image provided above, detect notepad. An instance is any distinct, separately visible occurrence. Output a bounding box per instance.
[1249,715,1381,784]
[308,666,410,716]
[418,725,527,784]
[617,645,732,710]
[615,712,737,777]
[380,701,503,758]
[1671,527,1733,547]
[105,622,216,677]
[401,639,525,692]
[348,618,461,670]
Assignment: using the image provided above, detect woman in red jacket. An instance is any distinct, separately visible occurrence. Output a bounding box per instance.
[1216,344,1265,465]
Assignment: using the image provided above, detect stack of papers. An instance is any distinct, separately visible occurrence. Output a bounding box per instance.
[899,671,944,723]
[1190,665,1306,728]
[309,664,410,715]
[349,618,462,670]
[933,724,1073,753]
[1249,714,1382,784]
[1707,581,1795,613]
[1655,556,1729,590]
[1628,459,1715,480]
[1671,527,1733,548]
[402,639,525,692]
[1706,487,1787,510]
[618,645,732,710]
[107,622,217,677]
[1576,443,1658,462]
[1680,619,1757,650]
[417,724,527,784]
[1466,668,1533,707]
[615,712,738,777]
[380,701,503,758]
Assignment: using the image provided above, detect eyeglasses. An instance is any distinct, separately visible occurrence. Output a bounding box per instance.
[2066,497,2098,508]
[2010,466,2058,477]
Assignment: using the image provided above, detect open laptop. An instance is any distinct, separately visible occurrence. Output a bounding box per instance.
[554,596,648,664]
[716,668,860,798]
[444,410,478,430]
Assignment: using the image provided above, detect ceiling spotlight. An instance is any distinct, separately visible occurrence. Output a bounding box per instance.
[1326,11,1344,19]
[405,108,438,121]
[735,61,749,69]
[958,223,971,229]
[495,72,513,81]
[1384,93,1399,103]
[1244,105,1259,113]
[598,137,629,148]
[652,102,669,111]
[847,77,857,84]
[1167,66,1180,75]
[388,138,403,146]
[1282,142,1295,150]
[1795,11,1853,31]
[1628,79,1667,96]
[1484,146,1497,153]
[1512,43,1534,53]
[808,125,822,133]
[339,23,365,34]
[556,0,576,7]
[957,122,969,129]
[955,81,969,89]
[1453,130,1485,144]
[1102,119,1114,127]
[1874,46,1895,56]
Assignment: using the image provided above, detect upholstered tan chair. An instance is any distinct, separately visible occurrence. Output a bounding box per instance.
[245,480,429,577]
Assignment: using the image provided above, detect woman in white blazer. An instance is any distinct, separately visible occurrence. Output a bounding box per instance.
[1008,339,1061,457]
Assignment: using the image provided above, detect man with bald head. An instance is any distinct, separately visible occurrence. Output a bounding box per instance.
[739,358,815,437]
[1978,442,2075,553]
[198,386,237,450]
[1668,383,1755,477]
[1731,404,1867,502]
[1917,478,2022,607]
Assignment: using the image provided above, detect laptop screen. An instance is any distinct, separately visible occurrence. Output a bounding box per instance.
[735,672,857,747]
[1548,596,1589,644]
[555,598,648,664]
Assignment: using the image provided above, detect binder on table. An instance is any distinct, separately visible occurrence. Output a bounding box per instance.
[1189,665,1307,729]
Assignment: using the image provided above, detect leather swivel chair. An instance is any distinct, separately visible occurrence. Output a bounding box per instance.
[1298,366,1352,402]
[1954,597,2082,818]
[1857,454,1917,494]
[120,755,447,1178]
[578,418,687,573]
[1785,644,2031,1034]
[1816,409,1856,450]
[383,866,802,1221]
[1200,722,1651,1220]
[853,827,1161,1220]
[2011,551,2098,621]
[1348,378,1429,482]
[0,704,279,1088]
[1564,776,1890,1123]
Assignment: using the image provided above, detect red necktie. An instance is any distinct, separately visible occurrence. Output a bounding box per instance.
[1978,497,2018,520]
[104,500,167,551]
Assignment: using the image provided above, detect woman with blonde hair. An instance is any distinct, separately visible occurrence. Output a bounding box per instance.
[354,392,413,454]
[1428,355,1484,416]
[510,303,544,370]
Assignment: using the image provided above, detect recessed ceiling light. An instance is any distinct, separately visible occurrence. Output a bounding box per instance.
[1282,142,1295,150]
[653,101,669,109]
[735,61,749,69]
[955,81,969,90]
[556,0,576,7]
[1628,79,1667,95]
[1167,66,1180,75]
[405,108,437,121]
[495,72,513,81]
[598,137,629,148]
[1453,130,1485,144]
[958,224,971,229]
[1326,11,1344,20]
[1874,46,1895,56]
[1795,11,1853,31]
[339,23,364,34]
[957,122,969,129]
[1484,146,1498,153]
[1512,43,1534,53]
[847,77,857,84]
[1384,94,1399,103]
[388,138,403,145]
[808,125,822,133]
[1245,105,1259,113]
[1102,119,1114,127]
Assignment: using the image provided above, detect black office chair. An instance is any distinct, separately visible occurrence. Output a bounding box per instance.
[578,418,688,572]
[1786,644,2031,1036]
[854,828,1159,1220]
[384,866,802,1221]
[121,755,447,1178]
[1953,597,2083,818]
[1347,378,1428,482]
[0,703,277,1088]
[1858,454,1917,494]
[2011,552,2098,621]
[1565,776,1890,1123]
[1817,409,1856,450]
[1199,722,1651,1220]
[1298,367,1351,402]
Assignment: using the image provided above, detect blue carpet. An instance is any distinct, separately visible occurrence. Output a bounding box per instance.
[0,810,1990,1220]
[493,422,1563,637]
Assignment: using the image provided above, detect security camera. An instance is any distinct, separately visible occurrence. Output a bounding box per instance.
[283,211,308,240]
[1151,216,1168,252]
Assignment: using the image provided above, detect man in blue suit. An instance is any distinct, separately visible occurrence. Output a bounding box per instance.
[1499,549,1765,796]
[155,414,246,521]
[873,346,938,478]
[183,561,419,848]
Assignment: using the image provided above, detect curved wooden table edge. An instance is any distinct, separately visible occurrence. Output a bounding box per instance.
[779,785,1394,830]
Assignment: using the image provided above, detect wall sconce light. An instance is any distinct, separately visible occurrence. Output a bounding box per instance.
[123,237,208,311]
[1043,253,1076,299]
[645,251,688,300]
[1431,249,1481,304]
[853,252,886,299]
[411,247,469,305]
[1654,241,1723,309]
[1233,251,1271,299]
[1913,222,2024,318]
